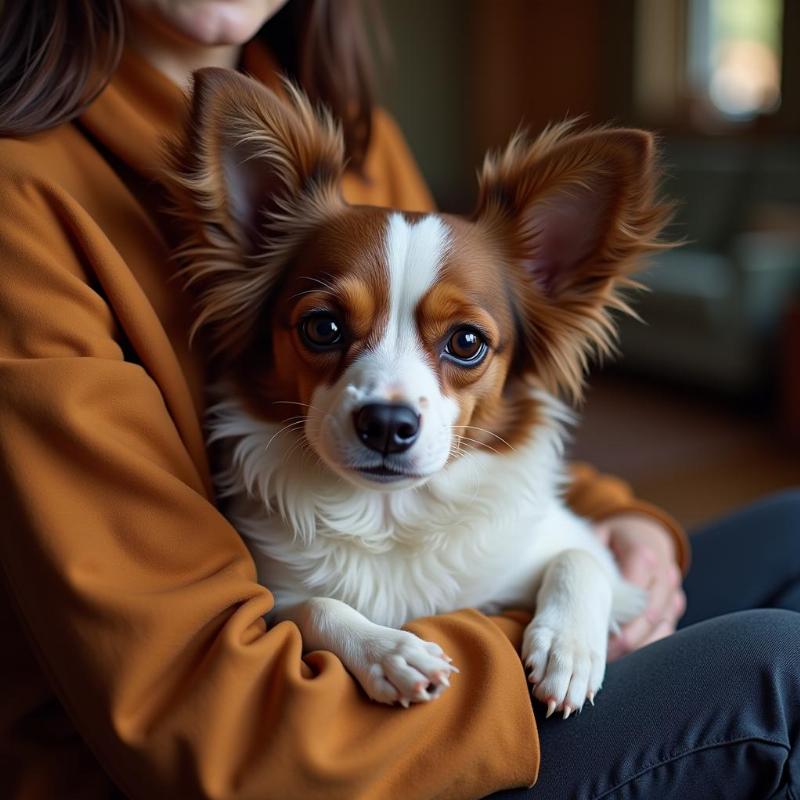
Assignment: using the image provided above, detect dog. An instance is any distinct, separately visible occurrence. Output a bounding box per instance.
[164,67,669,718]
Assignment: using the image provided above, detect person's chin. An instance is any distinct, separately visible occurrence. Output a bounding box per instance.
[174,1,285,47]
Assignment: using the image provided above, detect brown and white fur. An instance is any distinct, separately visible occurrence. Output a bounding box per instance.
[165,68,671,718]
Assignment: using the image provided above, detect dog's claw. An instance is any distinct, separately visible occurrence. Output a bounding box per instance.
[588,692,595,706]
[545,699,557,719]
[562,704,573,720]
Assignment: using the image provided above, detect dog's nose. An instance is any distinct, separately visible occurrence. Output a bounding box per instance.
[354,403,421,455]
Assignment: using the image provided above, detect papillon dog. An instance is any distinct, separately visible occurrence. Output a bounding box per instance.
[165,68,669,718]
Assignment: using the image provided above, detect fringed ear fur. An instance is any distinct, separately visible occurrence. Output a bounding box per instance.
[475,121,673,401]
[163,67,346,359]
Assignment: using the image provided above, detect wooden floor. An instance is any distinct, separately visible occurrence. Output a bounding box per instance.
[568,373,800,529]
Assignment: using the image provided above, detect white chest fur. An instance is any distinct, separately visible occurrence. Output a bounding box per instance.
[209,391,618,628]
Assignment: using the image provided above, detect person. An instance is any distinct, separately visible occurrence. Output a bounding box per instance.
[0,2,796,798]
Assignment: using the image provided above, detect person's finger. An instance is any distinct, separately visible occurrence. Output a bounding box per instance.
[660,588,685,630]
[617,544,658,588]
[607,549,659,658]
[619,561,682,649]
[608,605,671,662]
[643,563,681,623]
[606,633,628,662]
[673,587,687,622]
[609,583,684,661]
[615,616,654,654]
[593,520,612,546]
[638,617,676,648]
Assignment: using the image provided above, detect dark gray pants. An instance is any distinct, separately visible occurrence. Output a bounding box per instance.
[491,490,800,799]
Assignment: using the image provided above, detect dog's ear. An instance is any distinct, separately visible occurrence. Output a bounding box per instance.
[164,68,345,357]
[475,123,671,399]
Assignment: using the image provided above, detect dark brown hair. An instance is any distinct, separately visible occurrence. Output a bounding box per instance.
[0,0,125,138]
[259,0,378,171]
[0,0,377,169]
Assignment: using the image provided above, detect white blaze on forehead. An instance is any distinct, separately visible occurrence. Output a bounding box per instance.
[381,213,450,351]
[320,212,454,422]
[307,212,458,479]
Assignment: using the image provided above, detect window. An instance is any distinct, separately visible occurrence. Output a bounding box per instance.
[634,0,784,125]
[688,0,783,120]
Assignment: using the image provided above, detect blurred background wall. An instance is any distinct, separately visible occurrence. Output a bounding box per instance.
[377,0,800,527]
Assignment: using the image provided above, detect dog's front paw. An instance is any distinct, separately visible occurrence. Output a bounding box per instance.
[521,621,606,719]
[351,628,458,708]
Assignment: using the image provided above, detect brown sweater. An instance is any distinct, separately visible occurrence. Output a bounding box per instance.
[0,43,687,799]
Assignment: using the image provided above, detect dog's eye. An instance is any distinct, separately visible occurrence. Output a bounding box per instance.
[300,312,344,350]
[444,328,488,366]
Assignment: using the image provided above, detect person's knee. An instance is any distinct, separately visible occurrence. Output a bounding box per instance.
[719,608,800,666]
[752,488,800,525]
[733,606,798,629]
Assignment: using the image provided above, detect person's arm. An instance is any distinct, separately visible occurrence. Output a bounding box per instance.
[0,179,538,798]
[567,462,690,572]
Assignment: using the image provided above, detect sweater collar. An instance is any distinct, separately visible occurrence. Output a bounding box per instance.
[78,41,282,180]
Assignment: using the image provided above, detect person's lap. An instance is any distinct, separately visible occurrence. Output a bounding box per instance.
[680,489,800,626]
[489,489,800,799]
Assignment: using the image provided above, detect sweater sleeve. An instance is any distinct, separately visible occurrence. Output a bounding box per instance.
[566,462,691,574]
[0,179,538,798]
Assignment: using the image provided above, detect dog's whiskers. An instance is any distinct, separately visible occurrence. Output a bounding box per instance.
[264,419,306,454]
[450,425,516,453]
[282,437,310,464]
[273,438,312,471]
[451,432,502,457]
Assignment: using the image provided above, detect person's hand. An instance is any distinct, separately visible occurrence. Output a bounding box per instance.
[593,513,686,661]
